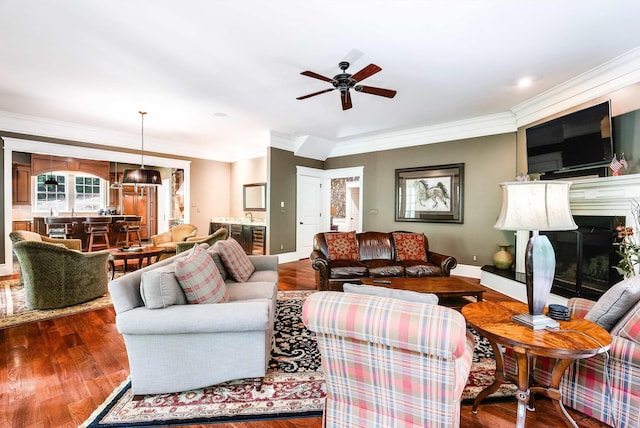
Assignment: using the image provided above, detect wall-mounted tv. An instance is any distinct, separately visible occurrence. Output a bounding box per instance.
[526,101,613,179]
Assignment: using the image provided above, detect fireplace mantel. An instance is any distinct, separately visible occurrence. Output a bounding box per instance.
[482,173,640,305]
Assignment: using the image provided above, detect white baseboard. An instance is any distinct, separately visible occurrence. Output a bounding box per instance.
[451,264,482,279]
[277,252,303,263]
[480,270,568,306]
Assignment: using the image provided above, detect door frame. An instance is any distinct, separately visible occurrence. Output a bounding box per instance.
[295,165,364,258]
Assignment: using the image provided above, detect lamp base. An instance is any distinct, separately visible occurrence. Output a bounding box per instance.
[512,313,559,330]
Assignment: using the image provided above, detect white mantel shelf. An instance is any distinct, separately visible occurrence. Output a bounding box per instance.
[481,173,640,305]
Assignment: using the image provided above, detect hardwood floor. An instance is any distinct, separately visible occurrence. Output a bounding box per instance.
[0,259,609,427]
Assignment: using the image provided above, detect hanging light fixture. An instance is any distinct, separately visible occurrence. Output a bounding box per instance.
[122,111,162,186]
[110,160,122,189]
[44,154,59,186]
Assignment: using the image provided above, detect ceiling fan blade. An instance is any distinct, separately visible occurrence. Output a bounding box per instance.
[296,88,335,100]
[350,63,382,82]
[300,70,336,83]
[341,91,352,110]
[354,85,397,98]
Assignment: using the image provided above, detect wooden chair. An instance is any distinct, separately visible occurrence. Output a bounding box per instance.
[44,216,75,239]
[115,216,143,247]
[84,217,111,251]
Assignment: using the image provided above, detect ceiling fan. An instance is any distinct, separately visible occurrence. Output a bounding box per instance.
[296,61,397,110]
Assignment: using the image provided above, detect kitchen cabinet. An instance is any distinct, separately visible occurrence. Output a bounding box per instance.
[209,222,266,255]
[120,187,157,240]
[12,220,33,232]
[12,163,31,205]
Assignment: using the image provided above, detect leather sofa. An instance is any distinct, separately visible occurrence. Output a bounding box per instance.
[310,231,457,291]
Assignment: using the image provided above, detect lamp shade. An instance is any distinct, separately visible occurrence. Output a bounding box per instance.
[122,168,162,186]
[494,181,577,231]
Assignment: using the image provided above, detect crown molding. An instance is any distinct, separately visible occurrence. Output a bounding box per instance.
[328,112,517,158]
[511,47,640,127]
[0,110,222,161]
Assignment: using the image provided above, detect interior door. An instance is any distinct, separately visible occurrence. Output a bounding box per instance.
[347,185,360,231]
[296,174,324,259]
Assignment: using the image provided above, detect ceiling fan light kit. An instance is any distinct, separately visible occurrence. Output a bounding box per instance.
[297,61,396,110]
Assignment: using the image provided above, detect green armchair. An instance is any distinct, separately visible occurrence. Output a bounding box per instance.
[12,240,110,309]
[175,227,229,254]
[10,230,82,251]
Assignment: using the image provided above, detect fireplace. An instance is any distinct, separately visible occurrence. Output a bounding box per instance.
[542,215,624,300]
[481,174,640,306]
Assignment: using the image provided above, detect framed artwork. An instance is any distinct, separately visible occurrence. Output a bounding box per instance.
[395,163,464,223]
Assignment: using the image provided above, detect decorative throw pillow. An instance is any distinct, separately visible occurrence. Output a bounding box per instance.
[324,231,359,261]
[585,276,640,330]
[343,282,439,305]
[206,247,229,281]
[393,232,428,261]
[140,264,187,309]
[175,244,229,304]
[215,238,255,282]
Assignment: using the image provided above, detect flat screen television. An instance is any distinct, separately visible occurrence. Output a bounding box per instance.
[526,101,613,179]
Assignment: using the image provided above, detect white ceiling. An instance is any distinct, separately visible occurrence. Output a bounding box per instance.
[2,0,640,162]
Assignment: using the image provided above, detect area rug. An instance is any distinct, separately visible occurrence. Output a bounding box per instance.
[0,277,113,329]
[82,290,516,427]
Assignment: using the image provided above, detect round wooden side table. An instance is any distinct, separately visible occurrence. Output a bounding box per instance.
[462,300,611,428]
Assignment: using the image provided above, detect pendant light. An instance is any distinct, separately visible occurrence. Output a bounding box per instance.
[44,154,59,186]
[110,160,122,189]
[122,111,162,186]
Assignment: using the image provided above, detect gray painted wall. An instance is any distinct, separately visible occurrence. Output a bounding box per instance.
[325,133,518,267]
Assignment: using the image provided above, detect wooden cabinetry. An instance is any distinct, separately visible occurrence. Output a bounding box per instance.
[12,220,33,232]
[210,222,266,255]
[12,163,32,205]
[119,187,157,239]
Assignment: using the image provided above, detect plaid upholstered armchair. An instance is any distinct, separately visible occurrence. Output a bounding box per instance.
[302,291,474,428]
[503,294,640,428]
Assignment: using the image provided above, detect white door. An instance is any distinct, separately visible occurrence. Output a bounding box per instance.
[296,174,324,259]
[347,185,360,231]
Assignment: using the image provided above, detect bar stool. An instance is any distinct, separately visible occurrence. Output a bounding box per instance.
[84,217,111,251]
[116,216,143,247]
[44,216,75,239]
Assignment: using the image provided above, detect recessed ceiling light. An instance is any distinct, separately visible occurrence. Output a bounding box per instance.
[518,77,532,88]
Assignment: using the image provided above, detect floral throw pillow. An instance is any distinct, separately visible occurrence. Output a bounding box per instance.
[324,231,359,261]
[175,244,229,304]
[393,232,428,262]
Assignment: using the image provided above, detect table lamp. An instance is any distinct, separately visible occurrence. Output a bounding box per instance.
[494,181,577,329]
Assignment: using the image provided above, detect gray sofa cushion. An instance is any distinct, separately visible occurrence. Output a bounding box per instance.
[140,264,187,309]
[343,282,439,305]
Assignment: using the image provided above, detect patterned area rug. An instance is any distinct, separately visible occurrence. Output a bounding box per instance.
[82,290,516,427]
[0,277,113,329]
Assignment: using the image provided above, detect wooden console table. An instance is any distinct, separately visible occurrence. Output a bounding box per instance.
[462,301,611,428]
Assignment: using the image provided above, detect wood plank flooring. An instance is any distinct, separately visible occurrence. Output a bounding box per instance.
[0,259,609,427]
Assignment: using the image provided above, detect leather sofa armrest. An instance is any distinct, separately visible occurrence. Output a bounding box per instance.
[427,251,457,276]
[310,249,330,290]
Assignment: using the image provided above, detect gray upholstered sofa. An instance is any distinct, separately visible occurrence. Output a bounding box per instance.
[108,245,278,394]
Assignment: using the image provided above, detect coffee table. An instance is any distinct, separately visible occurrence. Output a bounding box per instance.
[108,246,165,279]
[360,276,485,308]
[462,301,612,428]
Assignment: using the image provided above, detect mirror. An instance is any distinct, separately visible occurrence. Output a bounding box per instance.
[243,182,266,211]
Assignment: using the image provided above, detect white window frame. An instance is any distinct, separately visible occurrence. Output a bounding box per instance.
[33,172,107,213]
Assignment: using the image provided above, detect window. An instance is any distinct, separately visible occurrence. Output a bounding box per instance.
[35,172,106,213]
[35,174,67,213]
[74,176,102,211]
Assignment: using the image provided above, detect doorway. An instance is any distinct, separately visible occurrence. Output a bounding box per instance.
[295,166,363,259]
